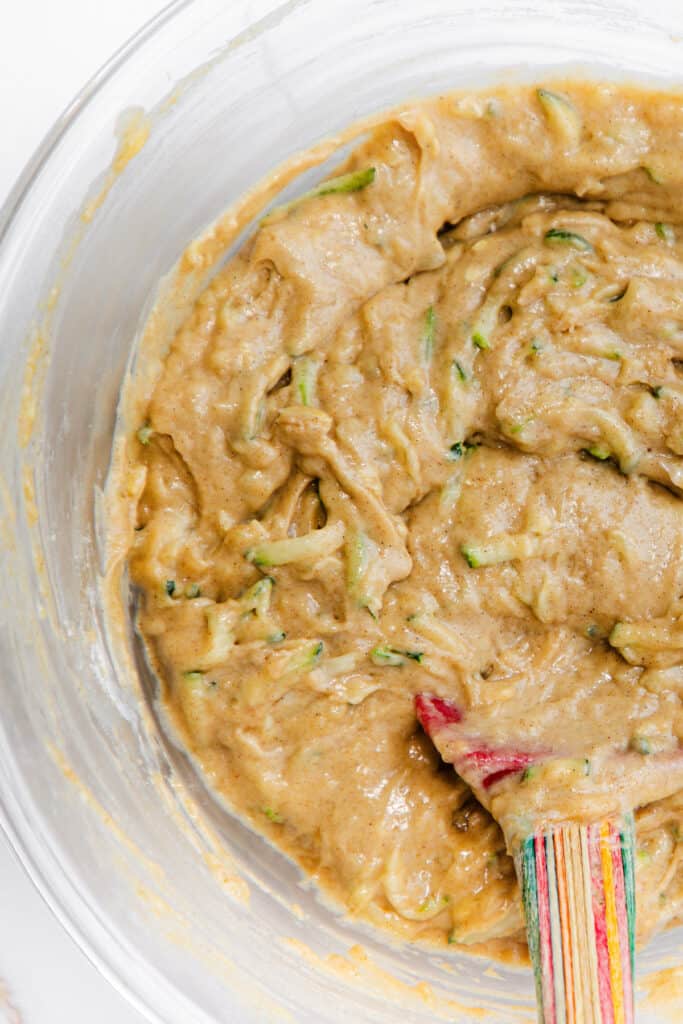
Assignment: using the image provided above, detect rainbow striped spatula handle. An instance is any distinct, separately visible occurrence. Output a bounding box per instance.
[517,816,636,1024]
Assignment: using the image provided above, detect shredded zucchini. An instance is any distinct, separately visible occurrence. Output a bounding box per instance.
[570,264,588,288]
[245,521,345,567]
[311,167,376,197]
[447,440,477,461]
[240,576,275,616]
[408,613,471,662]
[137,422,153,445]
[345,530,379,615]
[284,640,324,674]
[461,532,544,568]
[178,671,217,745]
[630,735,652,755]
[309,652,361,687]
[262,167,376,224]
[422,305,437,363]
[262,807,285,824]
[292,355,320,406]
[470,247,540,349]
[643,164,664,185]
[656,222,675,243]
[584,443,611,461]
[610,620,683,657]
[577,407,642,474]
[182,670,205,683]
[544,228,593,252]
[370,645,423,666]
[507,418,534,437]
[453,359,468,382]
[536,88,582,147]
[195,605,236,669]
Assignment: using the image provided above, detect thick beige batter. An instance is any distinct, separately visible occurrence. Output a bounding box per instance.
[113,83,683,953]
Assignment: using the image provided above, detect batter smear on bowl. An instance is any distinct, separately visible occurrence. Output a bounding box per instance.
[115,83,683,957]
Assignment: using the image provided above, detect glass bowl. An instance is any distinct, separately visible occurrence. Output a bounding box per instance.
[1,1,683,1020]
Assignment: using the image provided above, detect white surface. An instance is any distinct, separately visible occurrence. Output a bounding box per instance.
[0,5,163,1021]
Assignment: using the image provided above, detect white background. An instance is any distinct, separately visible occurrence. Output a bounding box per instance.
[0,6,163,1021]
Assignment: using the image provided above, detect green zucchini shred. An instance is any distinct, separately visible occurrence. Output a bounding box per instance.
[423,305,437,363]
[292,355,319,406]
[245,522,344,567]
[583,443,611,461]
[461,545,482,569]
[461,531,542,568]
[544,228,594,252]
[643,164,664,184]
[448,440,477,461]
[285,640,324,674]
[315,166,376,196]
[183,670,206,682]
[262,167,376,224]
[370,645,424,666]
[630,735,652,755]
[536,88,582,146]
[570,265,588,288]
[655,222,675,242]
[240,575,275,613]
[508,419,532,436]
[453,359,468,382]
[345,530,380,616]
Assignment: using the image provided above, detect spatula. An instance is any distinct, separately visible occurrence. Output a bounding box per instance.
[415,694,636,1024]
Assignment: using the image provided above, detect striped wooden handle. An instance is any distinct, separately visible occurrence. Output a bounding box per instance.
[517,816,636,1024]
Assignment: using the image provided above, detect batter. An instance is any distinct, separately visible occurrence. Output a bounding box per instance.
[111,83,683,953]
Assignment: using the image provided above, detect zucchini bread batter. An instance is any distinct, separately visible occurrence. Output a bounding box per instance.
[114,83,683,954]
